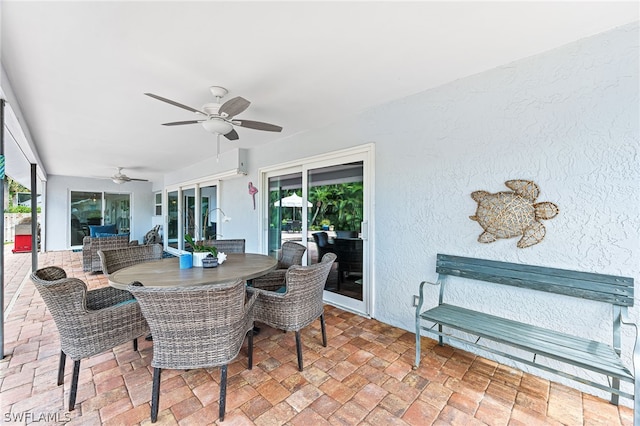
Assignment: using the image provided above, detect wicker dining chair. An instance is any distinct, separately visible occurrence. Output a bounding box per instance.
[249,253,337,371]
[198,238,246,253]
[251,241,307,291]
[30,266,149,411]
[127,279,257,423]
[97,243,164,276]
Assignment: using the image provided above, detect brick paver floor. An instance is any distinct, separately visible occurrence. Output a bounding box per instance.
[0,249,634,425]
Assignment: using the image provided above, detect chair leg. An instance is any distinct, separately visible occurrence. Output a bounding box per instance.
[133,338,138,352]
[219,365,228,421]
[248,328,254,370]
[68,360,81,411]
[320,314,327,347]
[57,351,66,386]
[295,330,304,371]
[151,368,162,423]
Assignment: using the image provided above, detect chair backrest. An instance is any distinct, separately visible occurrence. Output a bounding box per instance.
[278,241,306,269]
[127,279,255,369]
[31,267,91,339]
[31,266,148,361]
[199,239,246,253]
[98,243,164,275]
[312,232,329,248]
[281,253,337,324]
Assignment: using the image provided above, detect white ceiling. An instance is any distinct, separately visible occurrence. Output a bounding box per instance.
[1,1,637,184]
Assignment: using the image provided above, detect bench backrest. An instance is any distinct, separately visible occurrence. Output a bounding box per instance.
[436,254,634,307]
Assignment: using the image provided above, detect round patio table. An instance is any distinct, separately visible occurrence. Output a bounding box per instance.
[108,253,278,290]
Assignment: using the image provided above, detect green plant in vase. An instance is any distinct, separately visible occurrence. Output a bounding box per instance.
[184,234,218,257]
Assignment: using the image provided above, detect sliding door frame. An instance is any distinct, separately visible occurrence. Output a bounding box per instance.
[259,144,375,317]
[164,177,222,255]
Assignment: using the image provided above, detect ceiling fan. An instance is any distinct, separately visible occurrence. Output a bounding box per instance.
[144,86,283,140]
[111,167,148,184]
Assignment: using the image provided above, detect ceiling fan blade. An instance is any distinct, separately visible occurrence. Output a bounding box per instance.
[235,120,283,132]
[219,97,250,118]
[162,120,202,126]
[224,129,239,141]
[144,93,207,115]
[128,178,149,182]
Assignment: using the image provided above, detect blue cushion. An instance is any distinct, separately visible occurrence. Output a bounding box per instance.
[275,286,287,294]
[96,233,118,238]
[112,299,136,308]
[89,225,117,237]
[96,232,129,238]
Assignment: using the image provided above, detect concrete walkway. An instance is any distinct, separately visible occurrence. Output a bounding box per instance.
[2,246,33,316]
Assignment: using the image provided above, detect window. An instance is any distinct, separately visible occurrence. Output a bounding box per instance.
[154,192,162,216]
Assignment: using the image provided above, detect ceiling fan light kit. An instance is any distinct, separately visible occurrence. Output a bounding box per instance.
[144,86,283,140]
[201,118,233,135]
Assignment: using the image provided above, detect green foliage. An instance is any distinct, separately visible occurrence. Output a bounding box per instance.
[5,205,40,213]
[8,177,28,196]
[310,182,363,231]
[184,234,218,256]
[5,177,39,213]
[268,182,363,232]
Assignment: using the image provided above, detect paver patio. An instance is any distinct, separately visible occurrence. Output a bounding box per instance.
[0,248,634,425]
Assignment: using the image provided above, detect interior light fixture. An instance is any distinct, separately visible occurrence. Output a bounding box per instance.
[112,177,127,184]
[201,118,233,135]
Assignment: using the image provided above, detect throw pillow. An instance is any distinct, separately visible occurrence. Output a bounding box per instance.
[96,233,118,238]
[89,224,117,237]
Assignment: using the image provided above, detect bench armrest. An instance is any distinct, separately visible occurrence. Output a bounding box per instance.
[416,280,439,314]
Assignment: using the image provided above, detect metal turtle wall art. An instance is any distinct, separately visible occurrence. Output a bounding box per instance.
[469,180,559,248]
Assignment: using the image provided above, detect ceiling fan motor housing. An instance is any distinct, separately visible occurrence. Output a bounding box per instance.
[202,103,221,115]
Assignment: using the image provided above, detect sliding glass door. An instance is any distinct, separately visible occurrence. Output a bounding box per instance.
[165,182,219,253]
[167,190,179,249]
[70,191,131,247]
[263,147,372,315]
[267,171,303,257]
[308,161,364,303]
[104,193,130,233]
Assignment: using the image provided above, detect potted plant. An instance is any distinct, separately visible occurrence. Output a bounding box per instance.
[185,234,218,267]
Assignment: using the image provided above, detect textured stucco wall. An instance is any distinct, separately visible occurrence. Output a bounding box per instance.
[366,22,639,400]
[248,21,639,401]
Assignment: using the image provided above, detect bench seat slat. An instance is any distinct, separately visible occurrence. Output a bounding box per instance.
[424,304,620,360]
[421,304,634,380]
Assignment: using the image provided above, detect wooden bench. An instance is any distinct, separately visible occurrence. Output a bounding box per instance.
[414,254,638,424]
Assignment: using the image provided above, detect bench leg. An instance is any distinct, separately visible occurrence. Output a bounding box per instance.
[414,325,421,369]
[610,377,620,405]
[438,324,445,346]
[634,374,639,426]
